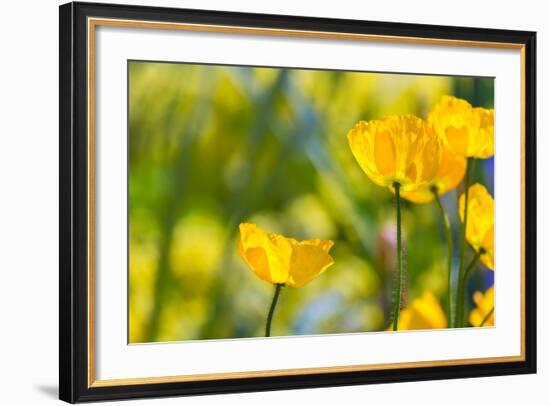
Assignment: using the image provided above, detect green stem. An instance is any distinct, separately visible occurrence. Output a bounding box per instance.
[392,182,404,331]
[432,187,453,327]
[457,250,482,327]
[455,158,474,327]
[265,284,283,337]
[479,306,494,327]
[464,249,483,282]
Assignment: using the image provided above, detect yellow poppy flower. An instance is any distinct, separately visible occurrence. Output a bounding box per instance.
[395,291,447,330]
[401,145,466,203]
[469,286,494,327]
[458,183,494,270]
[237,223,335,288]
[347,115,441,193]
[429,96,494,159]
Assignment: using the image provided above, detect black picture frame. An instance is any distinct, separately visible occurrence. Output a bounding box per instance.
[59,1,537,403]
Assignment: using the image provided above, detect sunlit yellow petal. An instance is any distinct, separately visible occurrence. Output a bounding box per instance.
[238,223,334,287]
[347,121,389,188]
[347,115,441,193]
[373,129,397,177]
[472,107,495,158]
[445,125,470,157]
[479,224,494,270]
[429,96,494,159]
[238,223,293,284]
[458,184,494,270]
[396,291,447,330]
[435,147,468,191]
[237,240,271,283]
[401,145,466,204]
[400,186,434,204]
[264,232,294,284]
[468,286,494,327]
[287,239,335,288]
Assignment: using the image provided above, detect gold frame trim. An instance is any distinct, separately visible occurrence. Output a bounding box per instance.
[87,17,527,388]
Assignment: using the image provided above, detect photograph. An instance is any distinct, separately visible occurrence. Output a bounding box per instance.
[54,1,536,402]
[128,61,495,343]
[0,0,541,403]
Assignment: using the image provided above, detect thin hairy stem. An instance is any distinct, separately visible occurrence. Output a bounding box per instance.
[265,284,283,337]
[455,158,474,327]
[392,182,404,331]
[457,250,482,327]
[479,306,494,327]
[432,187,454,326]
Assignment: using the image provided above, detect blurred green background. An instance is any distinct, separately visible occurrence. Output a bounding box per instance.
[128,61,494,343]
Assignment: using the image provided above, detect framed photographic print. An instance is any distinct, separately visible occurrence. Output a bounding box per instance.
[59,1,537,403]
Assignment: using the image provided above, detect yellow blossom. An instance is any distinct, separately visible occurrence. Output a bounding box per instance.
[469,286,494,327]
[347,115,441,193]
[395,291,447,330]
[459,183,494,270]
[401,144,466,203]
[429,96,494,159]
[237,223,334,288]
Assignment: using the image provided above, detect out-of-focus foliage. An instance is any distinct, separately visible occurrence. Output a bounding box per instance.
[128,61,494,343]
